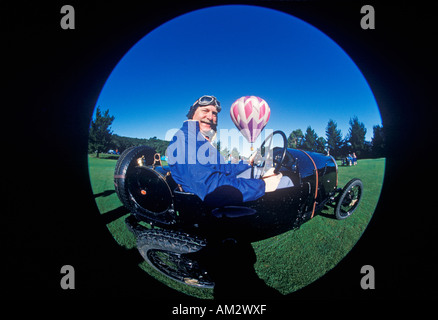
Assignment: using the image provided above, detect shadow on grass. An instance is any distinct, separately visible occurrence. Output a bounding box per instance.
[100,205,130,225]
[94,189,116,198]
[199,239,285,299]
[318,211,337,220]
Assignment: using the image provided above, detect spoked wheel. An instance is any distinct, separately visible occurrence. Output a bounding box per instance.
[137,229,214,288]
[335,178,363,220]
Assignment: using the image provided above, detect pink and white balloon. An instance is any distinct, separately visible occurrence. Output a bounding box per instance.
[230,96,271,149]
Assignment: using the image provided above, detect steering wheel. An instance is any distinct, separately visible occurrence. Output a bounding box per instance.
[255,130,288,176]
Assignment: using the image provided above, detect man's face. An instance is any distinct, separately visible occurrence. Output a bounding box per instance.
[192,105,218,133]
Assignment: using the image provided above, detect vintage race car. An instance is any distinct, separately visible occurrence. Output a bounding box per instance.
[114,130,363,288]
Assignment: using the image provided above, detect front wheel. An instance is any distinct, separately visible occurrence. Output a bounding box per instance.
[137,229,215,288]
[335,178,363,220]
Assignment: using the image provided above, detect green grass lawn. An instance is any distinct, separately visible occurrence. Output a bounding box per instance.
[88,155,385,299]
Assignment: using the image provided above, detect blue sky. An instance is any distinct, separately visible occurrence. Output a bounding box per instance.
[94,5,381,155]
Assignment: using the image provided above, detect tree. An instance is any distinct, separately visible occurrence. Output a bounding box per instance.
[215,140,222,154]
[302,126,318,152]
[326,119,343,158]
[220,147,229,159]
[316,136,326,154]
[346,116,367,157]
[88,106,115,157]
[230,147,240,163]
[371,124,385,158]
[287,129,304,149]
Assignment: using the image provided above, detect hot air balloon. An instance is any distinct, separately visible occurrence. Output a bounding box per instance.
[230,96,271,150]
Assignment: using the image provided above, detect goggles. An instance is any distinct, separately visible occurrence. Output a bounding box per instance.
[194,95,221,109]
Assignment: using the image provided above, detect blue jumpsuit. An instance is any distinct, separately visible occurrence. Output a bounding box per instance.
[166,120,265,203]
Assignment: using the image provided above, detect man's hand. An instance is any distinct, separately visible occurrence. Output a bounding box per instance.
[249,150,261,166]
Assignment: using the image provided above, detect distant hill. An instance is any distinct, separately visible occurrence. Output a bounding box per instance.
[111,134,170,155]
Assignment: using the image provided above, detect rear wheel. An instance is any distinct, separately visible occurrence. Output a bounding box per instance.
[137,229,214,288]
[335,178,363,220]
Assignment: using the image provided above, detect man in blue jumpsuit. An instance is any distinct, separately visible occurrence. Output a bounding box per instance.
[166,95,283,205]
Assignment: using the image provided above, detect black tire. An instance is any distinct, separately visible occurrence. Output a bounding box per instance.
[137,229,214,288]
[114,146,138,177]
[335,178,363,220]
[114,146,156,211]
